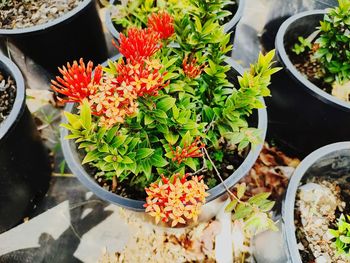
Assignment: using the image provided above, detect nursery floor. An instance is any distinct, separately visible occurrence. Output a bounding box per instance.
[0,0,339,262]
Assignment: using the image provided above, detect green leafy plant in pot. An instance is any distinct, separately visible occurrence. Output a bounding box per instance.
[54,0,278,228]
[292,0,350,101]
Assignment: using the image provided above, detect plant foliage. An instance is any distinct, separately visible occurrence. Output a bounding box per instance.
[54,0,279,226]
[329,214,350,257]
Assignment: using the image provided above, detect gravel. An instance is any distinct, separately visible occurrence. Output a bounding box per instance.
[0,0,83,29]
[296,180,347,263]
[0,71,16,124]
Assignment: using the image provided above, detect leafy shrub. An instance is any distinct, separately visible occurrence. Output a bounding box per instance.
[54,0,279,226]
[292,0,350,84]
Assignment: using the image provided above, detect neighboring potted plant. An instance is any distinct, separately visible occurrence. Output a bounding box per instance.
[55,1,279,227]
[267,0,350,157]
[0,54,51,233]
[105,0,245,47]
[283,141,350,262]
[0,0,108,75]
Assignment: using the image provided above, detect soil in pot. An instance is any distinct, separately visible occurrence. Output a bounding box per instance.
[0,70,16,123]
[0,0,83,29]
[294,177,349,262]
[287,47,333,95]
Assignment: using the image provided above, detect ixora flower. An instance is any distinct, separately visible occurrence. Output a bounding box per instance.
[148,11,175,40]
[89,78,139,128]
[115,28,161,62]
[51,59,102,103]
[171,136,205,164]
[114,59,168,97]
[144,174,209,227]
[182,55,206,79]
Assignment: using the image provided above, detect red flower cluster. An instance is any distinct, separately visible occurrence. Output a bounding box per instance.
[115,59,168,97]
[172,137,205,164]
[115,28,161,62]
[148,11,175,40]
[144,174,209,227]
[51,59,102,103]
[182,55,206,79]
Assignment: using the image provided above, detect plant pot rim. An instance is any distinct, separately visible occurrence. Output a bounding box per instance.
[275,10,350,113]
[0,0,92,36]
[282,141,350,263]
[105,0,245,40]
[61,55,267,211]
[0,54,25,141]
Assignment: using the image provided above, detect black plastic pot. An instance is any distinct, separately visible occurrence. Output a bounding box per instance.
[0,55,51,233]
[266,10,350,158]
[105,0,245,46]
[61,55,267,211]
[0,0,108,75]
[282,141,350,263]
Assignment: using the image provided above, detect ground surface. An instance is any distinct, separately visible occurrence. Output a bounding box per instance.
[0,0,338,262]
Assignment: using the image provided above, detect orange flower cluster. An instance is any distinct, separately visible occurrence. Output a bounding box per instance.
[52,21,172,127]
[172,137,205,164]
[182,55,206,79]
[144,174,209,227]
[116,28,161,63]
[89,78,139,127]
[51,59,102,103]
[88,59,168,127]
[115,59,168,97]
[148,11,175,40]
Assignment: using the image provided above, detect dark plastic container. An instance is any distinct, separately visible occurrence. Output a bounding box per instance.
[267,10,350,158]
[61,55,267,211]
[0,0,108,75]
[105,0,245,46]
[282,141,350,263]
[0,55,51,233]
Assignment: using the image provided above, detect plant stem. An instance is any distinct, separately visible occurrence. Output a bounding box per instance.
[202,147,241,203]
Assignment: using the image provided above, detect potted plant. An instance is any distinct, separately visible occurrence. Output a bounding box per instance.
[0,54,51,233]
[268,0,350,157]
[0,0,108,75]
[283,141,350,262]
[105,0,245,48]
[55,1,279,227]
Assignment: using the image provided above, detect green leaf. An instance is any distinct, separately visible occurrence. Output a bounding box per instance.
[156,97,176,112]
[80,100,92,130]
[184,158,197,171]
[82,150,101,164]
[248,192,271,205]
[144,114,154,125]
[141,160,152,180]
[64,112,81,130]
[233,204,253,220]
[225,199,238,213]
[153,109,168,119]
[157,124,169,134]
[340,235,350,244]
[236,183,246,199]
[136,148,155,159]
[150,154,168,167]
[121,156,134,164]
[106,126,119,143]
[329,229,340,238]
[164,132,179,145]
[180,131,192,147]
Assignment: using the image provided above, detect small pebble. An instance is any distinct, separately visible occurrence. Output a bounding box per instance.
[226,165,234,170]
